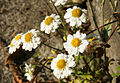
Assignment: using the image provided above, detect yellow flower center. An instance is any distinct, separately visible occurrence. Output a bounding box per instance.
[71,38,81,47]
[15,35,21,40]
[44,17,54,25]
[57,59,66,70]
[72,9,82,17]
[10,42,14,47]
[25,33,32,43]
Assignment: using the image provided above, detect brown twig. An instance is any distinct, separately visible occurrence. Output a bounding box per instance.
[87,20,118,35]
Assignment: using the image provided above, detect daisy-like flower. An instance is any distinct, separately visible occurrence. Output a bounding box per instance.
[8,33,23,54]
[52,0,67,6]
[51,53,75,79]
[24,64,34,81]
[40,14,61,34]
[64,6,87,27]
[22,29,41,51]
[63,31,89,56]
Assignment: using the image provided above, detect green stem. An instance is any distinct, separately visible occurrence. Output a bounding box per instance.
[83,57,93,74]
[75,54,80,65]
[50,0,64,26]
[109,0,115,11]
[41,42,62,52]
[50,0,67,39]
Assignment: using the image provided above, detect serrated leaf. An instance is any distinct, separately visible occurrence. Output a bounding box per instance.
[74,78,83,83]
[104,20,113,36]
[78,75,93,80]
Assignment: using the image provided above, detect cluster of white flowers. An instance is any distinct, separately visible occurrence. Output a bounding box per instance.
[51,31,89,79]
[40,6,87,34]
[48,5,89,79]
[24,64,34,81]
[8,1,90,81]
[8,29,41,54]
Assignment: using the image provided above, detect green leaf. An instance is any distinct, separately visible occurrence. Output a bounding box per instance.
[112,73,118,78]
[78,75,93,80]
[117,66,120,70]
[19,64,25,73]
[75,55,80,65]
[77,71,83,74]
[80,55,84,59]
[95,68,103,75]
[74,78,83,83]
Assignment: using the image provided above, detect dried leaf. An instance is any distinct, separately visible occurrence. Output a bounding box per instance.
[5,47,34,83]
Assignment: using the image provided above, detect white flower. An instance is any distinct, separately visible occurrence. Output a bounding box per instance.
[52,0,67,6]
[24,64,34,81]
[40,14,61,34]
[8,33,23,54]
[51,53,75,79]
[22,29,41,51]
[63,31,89,56]
[64,6,87,27]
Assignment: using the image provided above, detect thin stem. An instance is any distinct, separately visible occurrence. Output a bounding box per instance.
[31,59,49,83]
[62,9,67,39]
[41,42,62,52]
[75,54,80,66]
[50,0,64,25]
[109,0,115,12]
[41,63,53,72]
[106,23,119,42]
[88,0,102,40]
[82,56,93,75]
[87,20,118,35]
[50,0,67,39]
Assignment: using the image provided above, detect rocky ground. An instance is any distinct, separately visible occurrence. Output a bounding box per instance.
[0,0,63,82]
